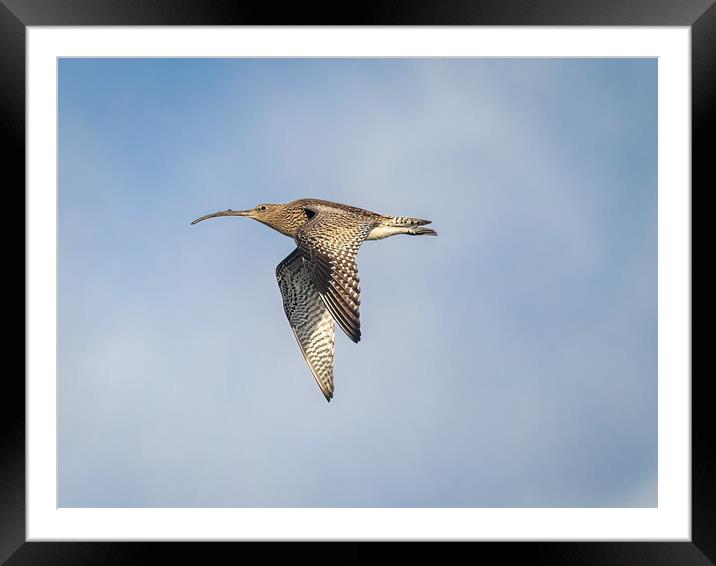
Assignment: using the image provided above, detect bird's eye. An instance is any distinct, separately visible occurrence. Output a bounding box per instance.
[259,205,268,211]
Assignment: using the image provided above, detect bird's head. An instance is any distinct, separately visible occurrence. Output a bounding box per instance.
[191,203,283,226]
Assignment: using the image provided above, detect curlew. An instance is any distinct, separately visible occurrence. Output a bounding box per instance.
[191,198,437,402]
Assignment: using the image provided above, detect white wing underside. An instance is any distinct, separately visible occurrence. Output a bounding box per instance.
[276,248,336,401]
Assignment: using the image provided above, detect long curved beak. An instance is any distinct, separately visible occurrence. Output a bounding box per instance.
[190,209,251,225]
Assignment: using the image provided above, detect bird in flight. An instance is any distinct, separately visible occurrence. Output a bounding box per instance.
[191,199,437,402]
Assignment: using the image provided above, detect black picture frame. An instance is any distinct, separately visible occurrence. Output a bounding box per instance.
[4,1,707,563]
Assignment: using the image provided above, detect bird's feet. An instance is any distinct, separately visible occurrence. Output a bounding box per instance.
[408,227,438,236]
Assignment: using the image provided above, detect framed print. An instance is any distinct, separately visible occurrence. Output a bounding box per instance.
[6,1,708,563]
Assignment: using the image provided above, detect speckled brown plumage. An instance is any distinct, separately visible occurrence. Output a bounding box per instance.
[192,198,437,402]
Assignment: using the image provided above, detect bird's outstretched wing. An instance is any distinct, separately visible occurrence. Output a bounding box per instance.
[276,248,336,401]
[294,208,376,343]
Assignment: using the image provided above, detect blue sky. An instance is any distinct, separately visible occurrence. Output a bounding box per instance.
[58,58,657,507]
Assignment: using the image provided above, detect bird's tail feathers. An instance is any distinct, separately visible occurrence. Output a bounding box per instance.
[385,215,432,227]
